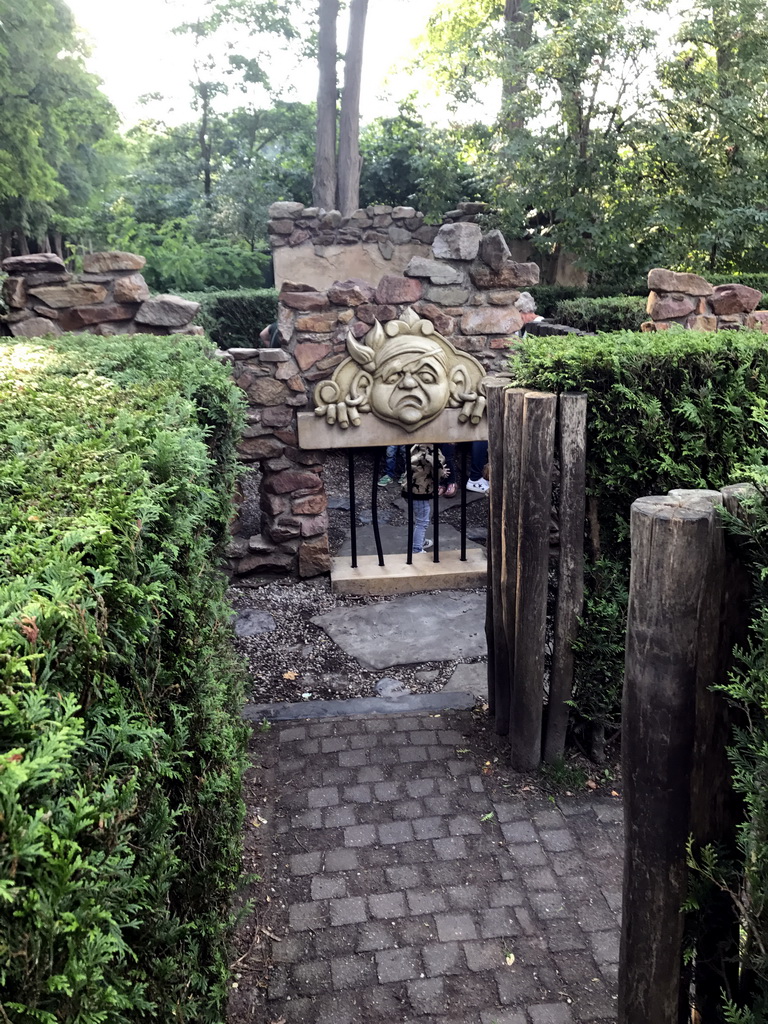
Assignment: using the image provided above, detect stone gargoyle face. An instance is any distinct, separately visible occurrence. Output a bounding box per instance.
[368,341,451,428]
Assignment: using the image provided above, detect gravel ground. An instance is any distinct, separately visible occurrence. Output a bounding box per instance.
[230,449,489,705]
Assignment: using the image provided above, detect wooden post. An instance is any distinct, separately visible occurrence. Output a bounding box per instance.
[485,380,510,732]
[499,389,526,737]
[509,391,556,769]
[544,392,587,763]
[620,493,724,1024]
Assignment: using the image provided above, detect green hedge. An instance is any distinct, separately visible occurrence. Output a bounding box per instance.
[509,329,768,735]
[0,334,247,1022]
[707,272,768,299]
[530,282,646,317]
[181,289,279,348]
[551,295,647,333]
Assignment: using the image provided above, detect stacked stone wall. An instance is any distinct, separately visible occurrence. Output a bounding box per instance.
[1,252,203,338]
[642,268,768,333]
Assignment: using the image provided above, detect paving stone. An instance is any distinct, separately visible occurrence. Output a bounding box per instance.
[290,851,323,876]
[407,888,448,914]
[397,914,437,946]
[433,836,468,860]
[349,732,380,748]
[357,765,386,783]
[533,808,568,829]
[271,935,310,964]
[480,907,521,939]
[509,843,548,867]
[308,785,339,808]
[531,891,569,920]
[435,912,478,942]
[339,748,368,767]
[400,840,437,864]
[308,722,335,738]
[400,745,429,763]
[573,899,617,932]
[414,815,449,840]
[386,865,423,889]
[344,824,377,847]
[291,808,323,829]
[539,829,576,852]
[267,964,290,1000]
[343,783,373,803]
[346,868,387,897]
[311,873,347,900]
[330,896,367,925]
[502,820,538,844]
[376,946,423,983]
[449,813,483,835]
[324,805,357,827]
[407,778,436,797]
[357,920,396,951]
[463,939,506,972]
[379,820,415,844]
[321,736,348,753]
[374,781,401,801]
[529,1003,575,1023]
[423,940,466,977]
[495,964,538,1003]
[369,891,407,919]
[493,799,528,822]
[445,884,485,910]
[292,959,332,995]
[489,882,525,907]
[408,976,447,1014]
[331,953,377,990]
[280,726,307,743]
[480,1011,526,1024]
[289,900,328,931]
[589,929,620,964]
[545,920,588,952]
[324,848,359,872]
[515,907,538,936]
[523,867,559,891]
[393,798,427,819]
[323,767,356,786]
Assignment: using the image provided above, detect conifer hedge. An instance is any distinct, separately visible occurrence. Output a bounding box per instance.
[0,334,247,1022]
[510,329,768,737]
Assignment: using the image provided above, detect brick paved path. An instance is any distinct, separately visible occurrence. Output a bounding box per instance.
[251,709,622,1024]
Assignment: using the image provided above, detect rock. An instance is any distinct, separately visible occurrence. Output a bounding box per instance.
[1,309,32,324]
[461,307,524,334]
[295,341,332,370]
[82,251,146,273]
[265,470,323,496]
[647,268,712,296]
[224,536,250,559]
[746,311,768,332]
[268,219,295,235]
[57,304,138,331]
[412,301,455,335]
[321,210,343,229]
[388,226,412,245]
[292,493,328,515]
[375,275,423,304]
[2,276,26,308]
[281,290,330,311]
[480,229,511,272]
[235,551,294,575]
[233,609,277,637]
[279,280,315,293]
[646,291,696,320]
[174,324,205,335]
[424,285,470,306]
[443,662,486,698]
[246,378,292,406]
[23,271,73,287]
[460,201,489,215]
[112,273,150,303]
[262,405,295,428]
[299,534,331,577]
[376,677,412,698]
[488,289,521,306]
[295,312,337,333]
[28,283,108,307]
[414,225,439,245]
[238,436,285,460]
[685,314,717,331]
[299,511,329,537]
[356,303,398,325]
[378,239,394,261]
[432,222,482,261]
[327,279,377,306]
[10,316,62,338]
[515,291,536,313]
[391,206,417,220]
[268,201,305,219]
[135,294,200,327]
[2,253,66,274]
[470,261,540,288]
[710,283,762,315]
[404,257,462,285]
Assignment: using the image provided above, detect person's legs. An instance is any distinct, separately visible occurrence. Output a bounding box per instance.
[379,445,397,486]
[412,499,431,552]
[467,440,489,493]
[438,443,457,496]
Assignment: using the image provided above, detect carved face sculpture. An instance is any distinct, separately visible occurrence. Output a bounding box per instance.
[368,337,451,427]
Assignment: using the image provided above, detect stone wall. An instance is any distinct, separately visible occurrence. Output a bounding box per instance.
[1,252,203,338]
[642,268,768,333]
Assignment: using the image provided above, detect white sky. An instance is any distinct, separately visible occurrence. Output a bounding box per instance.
[65,0,470,129]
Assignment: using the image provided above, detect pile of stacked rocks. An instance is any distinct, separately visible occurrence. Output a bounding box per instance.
[267,200,489,254]
[643,268,768,332]
[1,251,202,338]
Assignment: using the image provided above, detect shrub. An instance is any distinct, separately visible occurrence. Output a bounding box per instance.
[0,333,247,1022]
[530,282,646,318]
[181,289,279,348]
[707,272,768,300]
[551,295,647,333]
[509,329,768,733]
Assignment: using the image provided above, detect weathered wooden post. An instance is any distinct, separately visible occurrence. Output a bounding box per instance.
[509,391,556,769]
[500,388,526,734]
[620,491,725,1024]
[485,379,510,732]
[544,392,587,763]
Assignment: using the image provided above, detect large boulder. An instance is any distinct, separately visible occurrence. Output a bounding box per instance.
[479,230,511,272]
[268,201,305,219]
[461,307,523,335]
[327,279,377,306]
[375,275,423,304]
[28,283,108,307]
[646,291,696,320]
[470,261,540,289]
[10,316,62,338]
[113,273,150,303]
[432,222,482,261]
[135,294,200,328]
[404,257,462,286]
[647,269,712,296]
[2,253,66,274]
[710,283,762,315]
[82,251,146,273]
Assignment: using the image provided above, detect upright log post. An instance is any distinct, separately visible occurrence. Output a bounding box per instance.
[500,388,526,736]
[620,492,725,1024]
[544,392,587,763]
[485,380,509,732]
[509,391,556,769]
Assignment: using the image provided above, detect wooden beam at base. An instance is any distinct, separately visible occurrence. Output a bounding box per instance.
[331,548,487,596]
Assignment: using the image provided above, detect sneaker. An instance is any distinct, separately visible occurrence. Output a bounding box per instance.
[423,538,433,550]
[377,474,394,487]
[466,477,490,494]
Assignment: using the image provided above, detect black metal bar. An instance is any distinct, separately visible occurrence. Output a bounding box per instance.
[460,444,468,561]
[406,445,414,565]
[371,448,385,567]
[432,442,440,563]
[348,449,358,569]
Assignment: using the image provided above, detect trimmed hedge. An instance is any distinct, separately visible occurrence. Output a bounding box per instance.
[551,295,647,333]
[509,329,768,735]
[181,289,279,348]
[0,334,247,1022]
[708,272,768,299]
[530,282,646,318]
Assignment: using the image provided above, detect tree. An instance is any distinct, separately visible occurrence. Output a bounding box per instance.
[313,0,338,208]
[336,0,369,215]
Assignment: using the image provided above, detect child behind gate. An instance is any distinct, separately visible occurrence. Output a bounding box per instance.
[401,444,448,553]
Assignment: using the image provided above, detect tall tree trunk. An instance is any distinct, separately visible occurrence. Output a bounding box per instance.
[336,0,368,216]
[313,0,339,210]
[501,0,533,132]
[198,83,213,201]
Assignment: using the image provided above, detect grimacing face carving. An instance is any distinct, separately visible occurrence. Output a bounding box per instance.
[313,307,487,432]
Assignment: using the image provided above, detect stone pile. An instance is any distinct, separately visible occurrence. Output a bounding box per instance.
[267,200,489,253]
[642,268,768,332]
[1,251,203,338]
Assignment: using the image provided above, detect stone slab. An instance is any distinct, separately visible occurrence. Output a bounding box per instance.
[298,407,489,450]
[274,241,430,291]
[242,689,476,722]
[330,549,486,598]
[337,524,466,559]
[443,661,487,698]
[312,589,487,667]
[233,609,277,637]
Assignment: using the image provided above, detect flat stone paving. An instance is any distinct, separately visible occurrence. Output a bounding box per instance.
[256,708,622,1024]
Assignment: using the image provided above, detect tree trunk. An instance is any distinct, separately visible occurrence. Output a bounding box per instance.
[501,0,533,131]
[313,0,339,210]
[198,83,213,201]
[336,0,368,216]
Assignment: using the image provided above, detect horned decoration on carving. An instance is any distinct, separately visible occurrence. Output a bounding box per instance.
[314,307,487,431]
